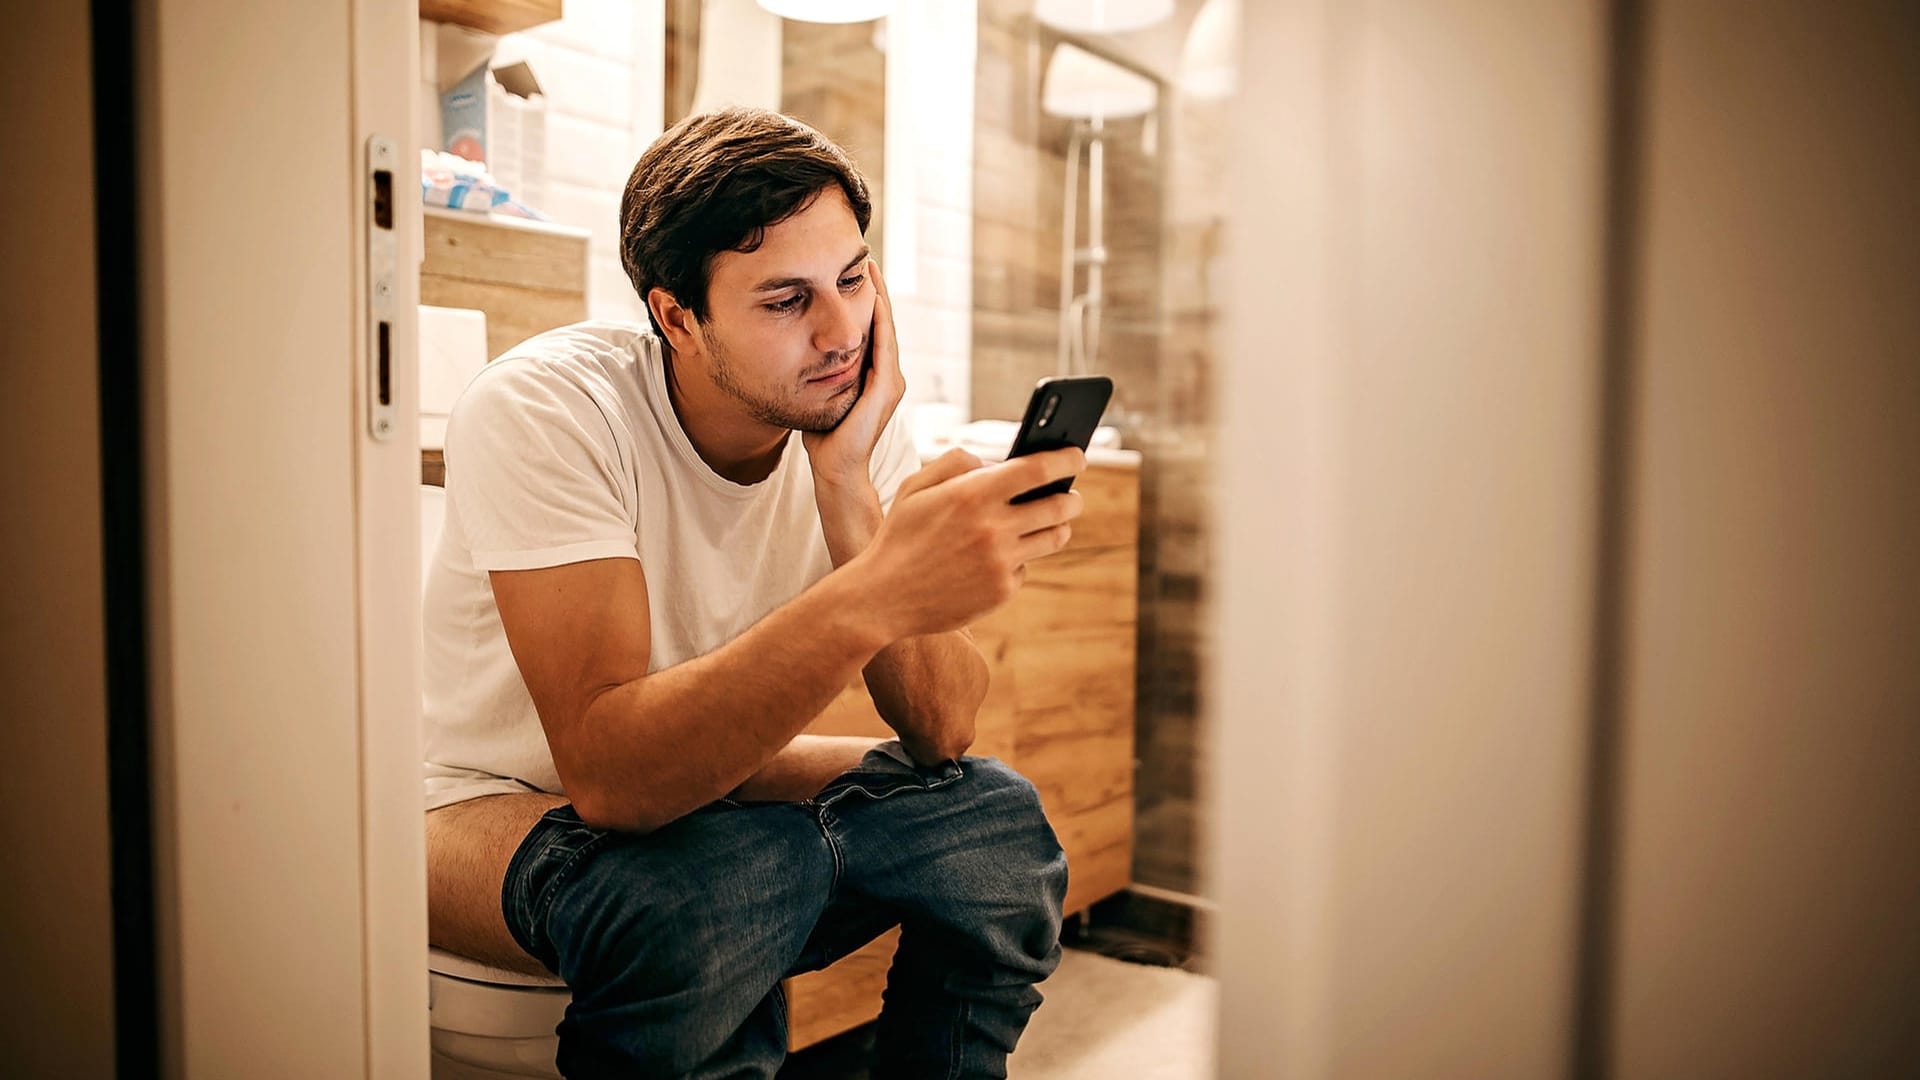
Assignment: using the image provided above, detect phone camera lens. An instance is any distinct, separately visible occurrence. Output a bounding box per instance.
[1038,394,1060,427]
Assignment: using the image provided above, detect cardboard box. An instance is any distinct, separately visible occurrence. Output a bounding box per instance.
[437,26,546,210]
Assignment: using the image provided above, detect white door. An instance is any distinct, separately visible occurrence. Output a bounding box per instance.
[139,1,426,1076]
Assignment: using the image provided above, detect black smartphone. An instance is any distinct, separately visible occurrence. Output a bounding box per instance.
[1007,376,1113,504]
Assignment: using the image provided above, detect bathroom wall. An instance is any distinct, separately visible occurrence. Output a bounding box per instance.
[780,20,888,295]
[875,0,980,416]
[420,0,666,327]
[779,6,979,416]
[1139,29,1229,899]
[769,3,979,415]
[970,0,1215,894]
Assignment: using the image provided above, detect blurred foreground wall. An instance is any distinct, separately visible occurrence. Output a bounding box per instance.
[1608,1,1920,1074]
[1213,1,1919,1076]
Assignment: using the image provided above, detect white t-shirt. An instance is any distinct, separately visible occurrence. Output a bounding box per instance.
[422,320,919,811]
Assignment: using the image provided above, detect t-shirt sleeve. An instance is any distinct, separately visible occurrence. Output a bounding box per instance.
[445,365,641,572]
[871,407,921,515]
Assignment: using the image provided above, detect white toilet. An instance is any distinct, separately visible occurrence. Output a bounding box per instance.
[422,482,571,1078]
[428,946,569,1079]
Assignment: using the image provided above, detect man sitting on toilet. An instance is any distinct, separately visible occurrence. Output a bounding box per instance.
[421,106,1084,1079]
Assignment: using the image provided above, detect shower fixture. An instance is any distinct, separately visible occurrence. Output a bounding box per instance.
[1042,42,1159,378]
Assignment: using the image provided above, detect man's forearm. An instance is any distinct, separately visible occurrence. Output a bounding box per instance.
[572,571,890,831]
[815,476,991,764]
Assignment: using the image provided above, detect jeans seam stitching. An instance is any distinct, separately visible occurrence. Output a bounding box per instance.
[810,802,847,904]
[501,812,574,963]
[771,980,790,1051]
[946,999,970,1080]
[816,767,964,811]
[523,828,615,968]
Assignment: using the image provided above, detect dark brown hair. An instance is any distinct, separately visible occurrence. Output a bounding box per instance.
[620,107,872,337]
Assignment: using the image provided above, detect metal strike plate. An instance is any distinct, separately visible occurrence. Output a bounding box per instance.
[366,134,398,441]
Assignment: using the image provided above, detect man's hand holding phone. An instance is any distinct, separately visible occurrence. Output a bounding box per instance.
[1004,376,1112,502]
[844,374,1108,640]
[848,446,1088,640]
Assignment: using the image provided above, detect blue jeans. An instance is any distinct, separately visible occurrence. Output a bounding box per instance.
[501,746,1069,1078]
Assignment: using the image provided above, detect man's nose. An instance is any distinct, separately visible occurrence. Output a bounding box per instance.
[811,288,866,357]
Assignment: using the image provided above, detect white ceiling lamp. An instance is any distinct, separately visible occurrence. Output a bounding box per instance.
[1179,0,1238,100]
[1034,0,1173,35]
[1042,41,1158,120]
[756,0,892,23]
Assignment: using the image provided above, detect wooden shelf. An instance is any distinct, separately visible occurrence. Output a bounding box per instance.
[420,0,563,36]
[420,209,588,364]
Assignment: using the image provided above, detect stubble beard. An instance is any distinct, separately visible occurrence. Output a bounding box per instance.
[704,328,866,434]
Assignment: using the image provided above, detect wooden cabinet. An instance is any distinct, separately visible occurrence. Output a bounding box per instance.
[785,457,1141,1049]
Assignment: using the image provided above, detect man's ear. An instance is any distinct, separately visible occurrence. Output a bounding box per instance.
[647,286,704,359]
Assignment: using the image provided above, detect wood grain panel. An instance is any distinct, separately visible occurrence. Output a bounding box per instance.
[1052,792,1135,916]
[971,630,1022,763]
[784,463,1138,1048]
[419,0,562,37]
[1020,547,1139,632]
[1063,466,1142,550]
[423,212,587,293]
[800,640,1012,764]
[1015,618,1135,693]
[420,212,587,360]
[1022,732,1133,814]
[1015,685,1136,748]
[807,678,891,739]
[419,277,585,362]
[784,928,899,1051]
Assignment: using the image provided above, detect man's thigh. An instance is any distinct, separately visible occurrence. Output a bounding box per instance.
[426,791,571,973]
[512,799,841,995]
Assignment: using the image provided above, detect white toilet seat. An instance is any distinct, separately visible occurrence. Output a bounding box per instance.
[428,947,568,1079]
[430,947,567,990]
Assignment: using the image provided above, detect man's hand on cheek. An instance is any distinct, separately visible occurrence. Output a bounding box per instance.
[803,259,905,494]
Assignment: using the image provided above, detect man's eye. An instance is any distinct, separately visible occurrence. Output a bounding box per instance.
[839,274,866,292]
[765,294,804,314]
